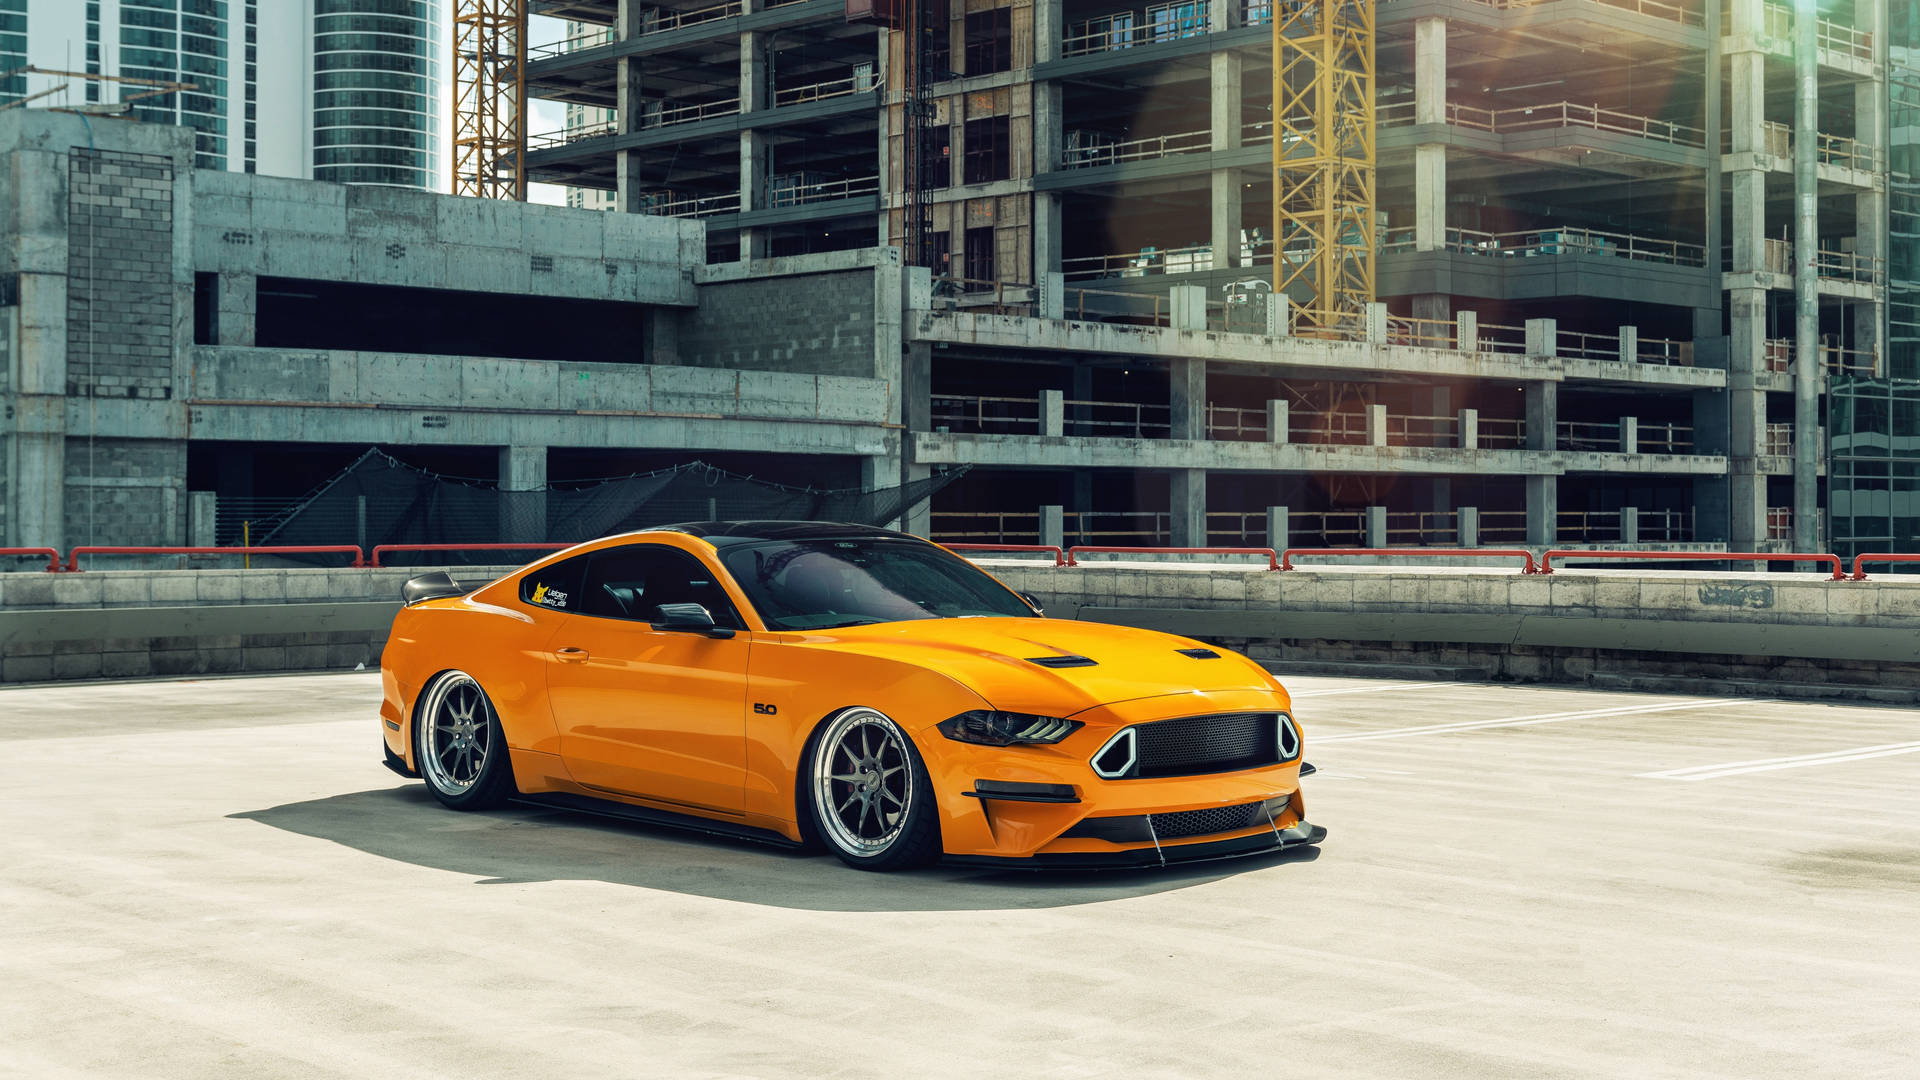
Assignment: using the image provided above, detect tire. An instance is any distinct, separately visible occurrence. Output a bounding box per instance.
[414,670,516,810]
[806,707,941,871]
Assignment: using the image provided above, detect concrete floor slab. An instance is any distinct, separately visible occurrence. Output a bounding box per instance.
[2,673,1916,1078]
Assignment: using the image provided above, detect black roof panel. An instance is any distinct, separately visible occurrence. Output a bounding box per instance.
[654,521,923,547]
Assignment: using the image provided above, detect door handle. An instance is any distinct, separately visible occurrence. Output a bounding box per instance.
[555,647,590,664]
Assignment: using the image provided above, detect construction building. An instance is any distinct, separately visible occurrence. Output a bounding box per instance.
[517,0,1908,554]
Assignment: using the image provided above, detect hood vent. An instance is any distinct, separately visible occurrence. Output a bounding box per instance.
[1176,648,1220,659]
[1026,654,1098,668]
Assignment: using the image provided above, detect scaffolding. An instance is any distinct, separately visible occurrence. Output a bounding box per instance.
[1271,0,1375,332]
[0,66,195,113]
[453,0,528,199]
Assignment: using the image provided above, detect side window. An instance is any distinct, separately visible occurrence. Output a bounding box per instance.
[580,546,745,629]
[520,555,588,612]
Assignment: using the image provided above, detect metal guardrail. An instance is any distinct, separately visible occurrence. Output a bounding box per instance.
[64,545,366,571]
[0,548,62,573]
[1380,100,1705,147]
[1539,549,1845,579]
[1069,546,1281,570]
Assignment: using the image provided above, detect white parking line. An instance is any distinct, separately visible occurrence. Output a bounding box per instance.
[1292,682,1452,699]
[1314,698,1765,744]
[1637,741,1920,781]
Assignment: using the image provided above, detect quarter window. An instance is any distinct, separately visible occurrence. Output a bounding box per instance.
[520,555,588,611]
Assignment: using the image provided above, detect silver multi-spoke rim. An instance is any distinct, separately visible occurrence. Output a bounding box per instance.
[813,708,913,856]
[419,671,492,796]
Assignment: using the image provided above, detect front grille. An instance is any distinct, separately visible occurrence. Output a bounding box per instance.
[1149,802,1265,840]
[1133,712,1278,778]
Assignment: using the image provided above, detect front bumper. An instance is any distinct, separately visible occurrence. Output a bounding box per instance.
[946,820,1327,870]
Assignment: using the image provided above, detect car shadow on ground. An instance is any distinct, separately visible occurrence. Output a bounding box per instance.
[229,784,1317,912]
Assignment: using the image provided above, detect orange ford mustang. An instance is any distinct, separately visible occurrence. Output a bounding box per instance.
[379,522,1325,871]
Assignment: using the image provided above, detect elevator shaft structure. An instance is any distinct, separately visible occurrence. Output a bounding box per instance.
[1272,0,1376,331]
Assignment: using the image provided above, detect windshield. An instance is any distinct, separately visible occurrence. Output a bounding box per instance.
[719,538,1036,630]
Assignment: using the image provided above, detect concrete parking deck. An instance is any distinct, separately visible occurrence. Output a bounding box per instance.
[2,673,1916,1078]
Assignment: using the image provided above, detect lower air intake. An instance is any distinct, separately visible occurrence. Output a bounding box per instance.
[1148,802,1266,841]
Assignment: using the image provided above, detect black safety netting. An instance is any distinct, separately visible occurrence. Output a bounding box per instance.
[254,448,966,565]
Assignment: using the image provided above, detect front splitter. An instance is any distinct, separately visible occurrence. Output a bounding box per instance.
[943,821,1327,871]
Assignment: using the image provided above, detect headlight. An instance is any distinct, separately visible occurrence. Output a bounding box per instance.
[937,710,1082,746]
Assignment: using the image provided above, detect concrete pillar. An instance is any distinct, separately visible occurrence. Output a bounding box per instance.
[1169,470,1206,547]
[1455,310,1477,352]
[1853,75,1889,367]
[1040,389,1064,437]
[1040,272,1065,320]
[740,31,769,113]
[1525,476,1558,547]
[498,446,548,543]
[1524,383,1556,451]
[1035,0,1065,62]
[1365,506,1388,548]
[614,53,649,213]
[1039,504,1064,550]
[1617,325,1638,365]
[740,131,770,210]
[1618,416,1639,455]
[1620,506,1641,545]
[1209,48,1244,270]
[1363,302,1389,344]
[1413,18,1447,253]
[1170,285,1208,331]
[188,491,218,548]
[6,275,65,549]
[1268,293,1292,337]
[1266,399,1290,444]
[1266,506,1289,551]
[1524,318,1557,358]
[1791,4,1820,554]
[214,273,256,346]
[1034,192,1064,285]
[1364,403,1389,447]
[1456,407,1479,449]
[1169,357,1206,439]
[1456,506,1479,547]
[1034,82,1063,174]
[1210,170,1243,271]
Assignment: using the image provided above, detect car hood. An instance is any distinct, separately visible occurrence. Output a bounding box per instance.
[777,617,1283,717]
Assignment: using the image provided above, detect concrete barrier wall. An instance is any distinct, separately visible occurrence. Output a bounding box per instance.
[3,560,1917,694]
[983,560,1920,701]
[0,566,518,682]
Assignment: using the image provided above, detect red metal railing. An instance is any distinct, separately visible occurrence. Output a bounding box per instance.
[1539,549,1845,580]
[65,545,366,572]
[1,547,63,573]
[942,543,1068,566]
[1067,546,1281,570]
[1281,547,1540,574]
[1850,553,1920,581]
[371,543,573,568]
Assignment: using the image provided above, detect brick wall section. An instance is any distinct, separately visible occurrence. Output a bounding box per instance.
[62,438,187,547]
[673,270,874,377]
[66,149,174,399]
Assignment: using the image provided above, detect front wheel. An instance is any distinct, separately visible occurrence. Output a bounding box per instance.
[414,670,516,810]
[807,707,940,871]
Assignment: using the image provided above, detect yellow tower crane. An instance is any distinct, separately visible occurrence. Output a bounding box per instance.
[1272,0,1376,333]
[453,0,527,199]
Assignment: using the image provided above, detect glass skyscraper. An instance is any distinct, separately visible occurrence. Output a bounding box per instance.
[1829,4,1920,563]
[7,0,444,190]
[311,0,441,188]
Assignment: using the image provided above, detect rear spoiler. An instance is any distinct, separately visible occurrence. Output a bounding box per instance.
[401,572,467,606]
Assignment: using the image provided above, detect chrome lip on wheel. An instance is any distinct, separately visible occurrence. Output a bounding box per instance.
[419,671,491,795]
[814,708,912,855]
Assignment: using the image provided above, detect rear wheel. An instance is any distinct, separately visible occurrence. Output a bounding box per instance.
[415,670,515,810]
[807,707,940,871]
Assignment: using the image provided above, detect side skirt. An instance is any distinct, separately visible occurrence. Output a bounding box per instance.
[511,791,805,851]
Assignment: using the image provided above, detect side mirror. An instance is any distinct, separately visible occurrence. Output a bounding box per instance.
[652,603,735,638]
[1019,591,1046,616]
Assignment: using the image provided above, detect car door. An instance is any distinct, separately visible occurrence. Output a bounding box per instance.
[544,543,751,814]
